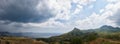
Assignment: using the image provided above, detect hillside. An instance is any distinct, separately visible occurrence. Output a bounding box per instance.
[58,28,83,37]
[95,25,120,33]
[36,25,120,44]
[36,28,98,44]
[89,38,120,44]
[0,25,120,44]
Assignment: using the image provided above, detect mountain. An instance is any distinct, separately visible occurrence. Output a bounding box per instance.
[63,28,83,36]
[100,25,114,29]
[44,27,98,44]
[1,25,120,44]
[42,25,120,44]
[95,25,120,33]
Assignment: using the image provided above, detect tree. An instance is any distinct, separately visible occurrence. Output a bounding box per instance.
[70,37,83,44]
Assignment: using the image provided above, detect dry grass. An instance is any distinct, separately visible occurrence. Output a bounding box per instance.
[0,37,48,44]
[89,38,120,44]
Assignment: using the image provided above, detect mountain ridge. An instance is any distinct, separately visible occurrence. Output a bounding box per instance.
[0,25,120,38]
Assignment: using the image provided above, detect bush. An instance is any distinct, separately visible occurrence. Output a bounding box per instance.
[70,37,83,44]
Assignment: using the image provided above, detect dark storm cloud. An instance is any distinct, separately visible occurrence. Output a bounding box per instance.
[109,9,120,26]
[0,21,20,32]
[0,0,54,23]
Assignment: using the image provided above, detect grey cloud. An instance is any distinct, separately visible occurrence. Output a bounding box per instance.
[109,9,120,26]
[0,0,55,23]
[0,0,56,32]
[0,22,20,32]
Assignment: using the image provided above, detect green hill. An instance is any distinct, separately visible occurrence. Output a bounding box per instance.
[1,25,120,44]
[95,25,120,33]
[39,28,98,44]
[36,25,120,44]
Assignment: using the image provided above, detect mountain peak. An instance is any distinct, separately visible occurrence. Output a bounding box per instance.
[64,27,83,36]
[72,27,80,31]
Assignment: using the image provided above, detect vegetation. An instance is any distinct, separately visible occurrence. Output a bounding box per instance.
[36,25,120,44]
[0,25,120,44]
[70,37,83,44]
[0,37,48,44]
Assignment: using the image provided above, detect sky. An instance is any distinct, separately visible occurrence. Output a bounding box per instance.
[0,0,120,33]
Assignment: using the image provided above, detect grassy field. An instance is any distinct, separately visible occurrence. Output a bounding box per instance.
[0,37,48,44]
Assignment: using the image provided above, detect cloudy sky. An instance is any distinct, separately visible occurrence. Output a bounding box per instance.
[0,0,120,33]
